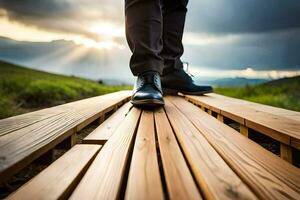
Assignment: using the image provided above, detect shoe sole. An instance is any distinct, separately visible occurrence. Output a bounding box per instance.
[163,88,213,96]
[131,99,165,107]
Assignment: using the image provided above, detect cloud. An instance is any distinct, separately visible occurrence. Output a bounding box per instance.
[181,0,300,70]
[186,0,300,34]
[182,29,300,70]
[190,66,300,79]
[0,0,124,41]
[0,0,300,72]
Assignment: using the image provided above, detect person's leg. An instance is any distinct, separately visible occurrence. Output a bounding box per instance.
[160,0,213,95]
[160,0,188,74]
[125,0,165,107]
[125,0,164,76]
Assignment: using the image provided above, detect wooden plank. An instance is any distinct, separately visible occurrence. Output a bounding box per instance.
[169,96,300,200]
[125,111,164,200]
[221,109,245,124]
[291,137,300,149]
[69,107,141,200]
[83,103,132,144]
[98,115,105,124]
[154,108,202,200]
[8,144,101,200]
[188,97,221,114]
[0,91,131,181]
[0,91,131,136]
[207,109,212,115]
[164,98,256,200]
[209,93,300,122]
[76,110,104,132]
[245,120,290,145]
[217,114,224,122]
[201,106,205,111]
[56,134,77,149]
[185,94,299,144]
[280,143,293,163]
[0,108,64,137]
[240,125,249,137]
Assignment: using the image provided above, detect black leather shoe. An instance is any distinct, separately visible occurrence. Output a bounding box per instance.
[131,71,164,107]
[161,67,213,95]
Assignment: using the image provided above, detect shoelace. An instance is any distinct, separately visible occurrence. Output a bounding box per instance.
[182,61,194,77]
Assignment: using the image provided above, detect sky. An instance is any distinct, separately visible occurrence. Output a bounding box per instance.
[0,0,300,81]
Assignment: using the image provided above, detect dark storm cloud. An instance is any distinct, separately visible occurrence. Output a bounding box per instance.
[186,0,300,34]
[0,0,108,40]
[0,0,72,19]
[0,0,299,72]
[181,0,300,70]
[183,29,300,70]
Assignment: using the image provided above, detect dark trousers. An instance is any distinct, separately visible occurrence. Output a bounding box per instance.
[125,0,189,76]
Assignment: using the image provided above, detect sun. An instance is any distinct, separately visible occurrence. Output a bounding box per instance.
[89,22,124,38]
[73,37,125,50]
[72,21,125,50]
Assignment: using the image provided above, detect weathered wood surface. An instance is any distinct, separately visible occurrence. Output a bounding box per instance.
[2,93,300,199]
[185,93,300,147]
[125,111,164,200]
[7,144,101,200]
[164,98,257,200]
[83,102,132,144]
[168,96,300,200]
[69,107,141,200]
[0,91,131,180]
[154,108,202,200]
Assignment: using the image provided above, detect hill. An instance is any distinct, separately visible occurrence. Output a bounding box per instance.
[1,60,299,119]
[0,36,132,82]
[215,76,300,111]
[0,60,131,119]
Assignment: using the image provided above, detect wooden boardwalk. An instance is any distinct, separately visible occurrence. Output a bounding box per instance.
[1,91,300,199]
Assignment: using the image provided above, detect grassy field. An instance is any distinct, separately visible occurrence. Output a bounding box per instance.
[0,61,131,119]
[1,60,299,119]
[215,75,300,111]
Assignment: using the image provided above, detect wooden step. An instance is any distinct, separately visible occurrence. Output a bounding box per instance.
[83,102,132,144]
[69,107,141,199]
[125,111,164,200]
[7,144,101,200]
[0,91,131,181]
[185,93,300,148]
[169,96,300,200]
[164,98,257,200]
[154,108,202,200]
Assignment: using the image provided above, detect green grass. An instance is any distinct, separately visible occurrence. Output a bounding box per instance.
[0,61,132,119]
[215,76,300,111]
[1,60,299,119]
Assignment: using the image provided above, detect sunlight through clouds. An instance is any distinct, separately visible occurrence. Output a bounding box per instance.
[89,22,124,38]
[183,32,238,46]
[0,15,125,50]
[0,0,299,81]
[189,66,300,79]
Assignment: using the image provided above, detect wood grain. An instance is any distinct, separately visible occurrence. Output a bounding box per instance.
[69,107,141,200]
[154,108,202,200]
[7,144,101,200]
[185,94,300,144]
[83,103,132,144]
[209,93,300,122]
[280,143,293,163]
[0,91,130,136]
[125,111,164,200]
[164,98,256,200]
[170,96,300,200]
[0,91,131,181]
[240,125,249,137]
[291,137,300,149]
